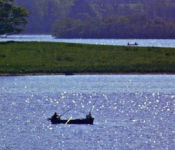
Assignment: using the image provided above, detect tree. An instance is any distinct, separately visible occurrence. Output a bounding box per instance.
[0,0,30,37]
[33,0,74,33]
[69,0,96,20]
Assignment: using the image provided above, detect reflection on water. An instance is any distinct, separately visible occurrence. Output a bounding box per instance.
[0,75,175,150]
[1,35,175,47]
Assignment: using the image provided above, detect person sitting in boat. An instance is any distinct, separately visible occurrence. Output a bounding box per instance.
[52,112,61,120]
[86,112,92,119]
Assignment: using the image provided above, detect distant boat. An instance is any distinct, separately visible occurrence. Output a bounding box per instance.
[127,42,138,46]
[48,112,94,125]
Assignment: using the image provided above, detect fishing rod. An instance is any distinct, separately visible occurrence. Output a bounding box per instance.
[47,106,74,121]
[60,106,75,117]
[59,99,76,117]
[89,81,106,114]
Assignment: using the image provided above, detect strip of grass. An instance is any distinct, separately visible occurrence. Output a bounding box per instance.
[0,41,175,75]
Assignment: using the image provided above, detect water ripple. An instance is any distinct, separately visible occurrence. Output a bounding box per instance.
[0,75,175,149]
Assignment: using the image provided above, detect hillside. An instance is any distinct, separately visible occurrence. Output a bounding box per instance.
[15,0,175,38]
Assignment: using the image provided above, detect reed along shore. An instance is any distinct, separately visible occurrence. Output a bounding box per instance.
[0,41,175,75]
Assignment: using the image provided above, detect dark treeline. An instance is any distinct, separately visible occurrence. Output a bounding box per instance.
[15,0,175,38]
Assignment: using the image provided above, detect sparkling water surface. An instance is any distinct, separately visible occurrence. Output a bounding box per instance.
[0,75,175,150]
[1,35,175,47]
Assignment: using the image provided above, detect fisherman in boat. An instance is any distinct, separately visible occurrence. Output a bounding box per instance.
[86,112,92,119]
[127,42,138,46]
[52,112,61,120]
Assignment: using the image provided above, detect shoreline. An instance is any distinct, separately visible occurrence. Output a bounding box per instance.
[1,72,175,77]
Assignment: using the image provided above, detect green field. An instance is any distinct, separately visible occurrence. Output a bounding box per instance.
[0,41,175,75]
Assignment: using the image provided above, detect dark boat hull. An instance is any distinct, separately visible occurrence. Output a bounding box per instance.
[127,43,138,46]
[49,118,94,125]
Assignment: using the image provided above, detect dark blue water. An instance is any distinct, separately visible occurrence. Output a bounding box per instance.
[0,75,175,150]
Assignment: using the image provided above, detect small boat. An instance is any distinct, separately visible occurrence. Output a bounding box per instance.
[127,42,138,46]
[48,112,94,125]
[48,81,104,125]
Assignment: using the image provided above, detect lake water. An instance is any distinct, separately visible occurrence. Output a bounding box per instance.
[1,35,175,48]
[0,75,175,150]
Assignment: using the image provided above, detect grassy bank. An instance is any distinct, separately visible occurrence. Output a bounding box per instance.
[0,41,175,75]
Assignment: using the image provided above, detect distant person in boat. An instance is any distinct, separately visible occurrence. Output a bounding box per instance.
[86,112,92,119]
[127,42,138,46]
[52,112,60,120]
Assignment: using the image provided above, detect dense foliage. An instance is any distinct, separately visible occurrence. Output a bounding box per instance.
[0,0,30,36]
[52,15,175,39]
[15,0,175,38]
